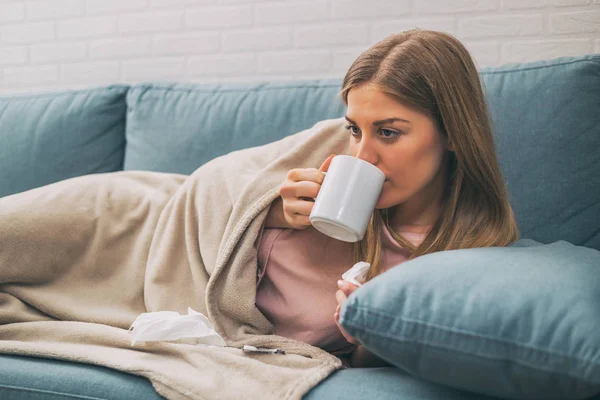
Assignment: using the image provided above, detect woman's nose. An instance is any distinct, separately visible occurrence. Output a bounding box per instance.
[355,140,378,166]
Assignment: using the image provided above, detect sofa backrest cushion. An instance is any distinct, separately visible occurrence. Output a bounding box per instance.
[124,55,599,250]
[0,86,128,198]
[123,80,345,175]
[481,55,600,250]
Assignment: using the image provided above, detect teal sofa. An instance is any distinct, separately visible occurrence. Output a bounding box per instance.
[1,54,599,400]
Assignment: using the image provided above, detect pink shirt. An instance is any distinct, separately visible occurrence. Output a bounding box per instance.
[255,223,426,354]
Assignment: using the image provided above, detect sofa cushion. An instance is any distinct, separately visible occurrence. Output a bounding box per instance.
[0,355,162,400]
[340,239,600,400]
[480,54,600,251]
[0,354,500,400]
[0,86,128,198]
[305,366,499,400]
[124,80,345,175]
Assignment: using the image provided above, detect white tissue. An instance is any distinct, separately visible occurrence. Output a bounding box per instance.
[341,261,371,287]
[129,307,227,347]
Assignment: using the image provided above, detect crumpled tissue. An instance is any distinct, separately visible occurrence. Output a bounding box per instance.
[341,261,371,287]
[129,307,227,347]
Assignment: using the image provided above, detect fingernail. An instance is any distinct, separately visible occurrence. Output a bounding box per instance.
[337,280,344,288]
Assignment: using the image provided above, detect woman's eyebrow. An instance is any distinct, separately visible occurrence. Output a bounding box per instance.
[344,116,410,126]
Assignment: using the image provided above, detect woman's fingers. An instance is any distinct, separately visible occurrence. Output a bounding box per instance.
[337,280,359,297]
[282,198,314,217]
[279,180,321,200]
[278,162,332,230]
[286,168,326,185]
[335,289,347,305]
[289,214,311,228]
[334,291,358,344]
[319,154,335,173]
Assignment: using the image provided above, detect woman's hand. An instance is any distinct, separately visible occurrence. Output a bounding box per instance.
[334,279,360,345]
[265,154,334,229]
[335,280,391,368]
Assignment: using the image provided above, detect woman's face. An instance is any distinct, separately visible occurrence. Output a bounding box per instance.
[346,84,450,212]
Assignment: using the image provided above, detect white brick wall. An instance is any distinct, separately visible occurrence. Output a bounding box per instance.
[0,0,598,93]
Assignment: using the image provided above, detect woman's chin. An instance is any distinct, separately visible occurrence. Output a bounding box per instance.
[375,197,393,210]
[375,189,403,210]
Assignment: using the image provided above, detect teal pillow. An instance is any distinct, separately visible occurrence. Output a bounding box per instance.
[0,86,128,198]
[124,80,345,175]
[340,240,600,399]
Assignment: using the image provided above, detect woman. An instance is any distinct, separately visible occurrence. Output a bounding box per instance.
[256,30,519,367]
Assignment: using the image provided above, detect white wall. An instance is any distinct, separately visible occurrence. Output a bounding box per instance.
[1,0,599,94]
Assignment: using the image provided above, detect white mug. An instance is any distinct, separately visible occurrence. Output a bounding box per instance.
[309,155,385,242]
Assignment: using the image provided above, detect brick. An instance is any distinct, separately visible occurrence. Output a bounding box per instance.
[255,2,329,25]
[504,0,591,8]
[0,46,28,66]
[150,0,216,8]
[462,41,500,66]
[223,28,292,52]
[58,17,116,39]
[259,50,331,74]
[417,0,497,15]
[295,23,369,48]
[0,3,25,22]
[150,0,185,7]
[503,0,548,8]
[188,54,256,76]
[212,75,265,84]
[3,65,59,86]
[2,22,55,44]
[185,6,253,29]
[153,32,220,55]
[86,0,148,15]
[501,39,592,63]
[123,57,185,80]
[119,11,183,33]
[332,0,411,19]
[458,15,543,38]
[3,84,94,94]
[219,0,263,3]
[371,18,456,41]
[554,0,592,5]
[26,0,84,21]
[90,36,152,59]
[551,10,600,34]
[332,47,365,72]
[60,61,120,83]
[31,42,87,63]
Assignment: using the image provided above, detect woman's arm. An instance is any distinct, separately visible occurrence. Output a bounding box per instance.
[350,345,391,368]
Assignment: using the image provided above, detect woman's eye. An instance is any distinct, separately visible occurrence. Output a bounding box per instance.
[344,124,360,136]
[380,129,400,139]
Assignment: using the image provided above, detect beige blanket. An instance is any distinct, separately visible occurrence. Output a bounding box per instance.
[0,118,353,400]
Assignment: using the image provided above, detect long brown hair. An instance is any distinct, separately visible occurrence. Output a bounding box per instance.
[341,30,519,281]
